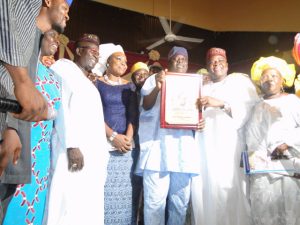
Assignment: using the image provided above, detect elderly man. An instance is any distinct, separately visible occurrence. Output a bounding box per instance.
[0,0,70,223]
[191,47,259,225]
[136,46,202,225]
[45,34,108,225]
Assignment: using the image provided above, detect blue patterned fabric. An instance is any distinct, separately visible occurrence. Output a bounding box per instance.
[3,62,61,225]
[104,150,142,225]
[96,80,141,225]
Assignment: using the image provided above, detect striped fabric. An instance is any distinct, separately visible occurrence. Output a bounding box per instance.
[0,0,41,66]
[0,0,42,139]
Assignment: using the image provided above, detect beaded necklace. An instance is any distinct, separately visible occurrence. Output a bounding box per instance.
[104,74,122,85]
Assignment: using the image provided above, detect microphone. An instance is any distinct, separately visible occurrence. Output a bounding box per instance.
[0,98,22,113]
[0,98,57,120]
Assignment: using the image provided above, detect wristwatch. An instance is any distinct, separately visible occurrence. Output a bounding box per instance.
[109,131,118,142]
[221,102,231,112]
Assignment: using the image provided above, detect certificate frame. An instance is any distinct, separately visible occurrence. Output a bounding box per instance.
[160,72,202,130]
[242,151,300,175]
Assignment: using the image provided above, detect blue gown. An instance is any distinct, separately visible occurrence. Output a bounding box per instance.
[96,80,142,225]
[3,62,61,225]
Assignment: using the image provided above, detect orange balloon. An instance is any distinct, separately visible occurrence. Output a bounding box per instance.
[292,33,300,66]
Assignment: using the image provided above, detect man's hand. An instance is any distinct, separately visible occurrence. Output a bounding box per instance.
[198,96,224,109]
[4,64,48,121]
[196,118,205,132]
[0,128,22,176]
[155,70,166,90]
[67,148,84,172]
[143,70,167,110]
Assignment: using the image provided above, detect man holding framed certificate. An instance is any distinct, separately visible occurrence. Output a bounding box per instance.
[135,46,204,225]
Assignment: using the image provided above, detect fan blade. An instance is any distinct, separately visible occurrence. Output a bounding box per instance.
[175,35,204,43]
[172,22,183,34]
[138,37,161,44]
[159,17,171,34]
[146,38,166,50]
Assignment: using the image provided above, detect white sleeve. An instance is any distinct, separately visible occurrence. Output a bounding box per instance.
[245,104,268,153]
[51,60,81,148]
[140,74,157,96]
[226,75,260,129]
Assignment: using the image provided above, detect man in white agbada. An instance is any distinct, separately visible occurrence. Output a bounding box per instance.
[136,46,204,225]
[191,47,259,225]
[45,34,108,225]
[246,56,300,225]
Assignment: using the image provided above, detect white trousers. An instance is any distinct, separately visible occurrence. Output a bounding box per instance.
[143,170,191,225]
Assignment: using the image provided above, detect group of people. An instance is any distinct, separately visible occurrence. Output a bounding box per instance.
[130,45,300,225]
[1,1,300,225]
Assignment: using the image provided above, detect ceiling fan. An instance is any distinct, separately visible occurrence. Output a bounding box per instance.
[145,0,204,50]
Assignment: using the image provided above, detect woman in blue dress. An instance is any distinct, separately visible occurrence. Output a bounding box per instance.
[95,43,141,225]
[3,29,61,225]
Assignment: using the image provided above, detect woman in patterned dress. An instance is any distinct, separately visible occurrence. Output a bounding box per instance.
[3,29,61,225]
[95,43,141,225]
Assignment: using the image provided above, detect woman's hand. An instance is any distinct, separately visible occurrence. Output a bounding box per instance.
[274,143,289,154]
[271,143,290,160]
[112,134,132,153]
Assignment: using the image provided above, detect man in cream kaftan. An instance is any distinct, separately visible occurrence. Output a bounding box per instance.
[45,58,108,225]
[191,47,259,225]
[192,73,258,225]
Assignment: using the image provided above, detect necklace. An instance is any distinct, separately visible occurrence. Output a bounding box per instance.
[104,74,122,85]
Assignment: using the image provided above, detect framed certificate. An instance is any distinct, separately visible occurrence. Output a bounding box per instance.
[160,72,202,130]
[242,151,300,175]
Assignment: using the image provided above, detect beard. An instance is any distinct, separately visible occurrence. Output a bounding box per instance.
[52,23,64,34]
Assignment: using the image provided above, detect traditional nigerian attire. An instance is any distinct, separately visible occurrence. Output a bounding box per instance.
[136,74,200,225]
[191,73,259,225]
[45,59,109,225]
[251,56,296,88]
[3,62,61,225]
[245,94,300,225]
[0,2,42,219]
[96,80,141,225]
